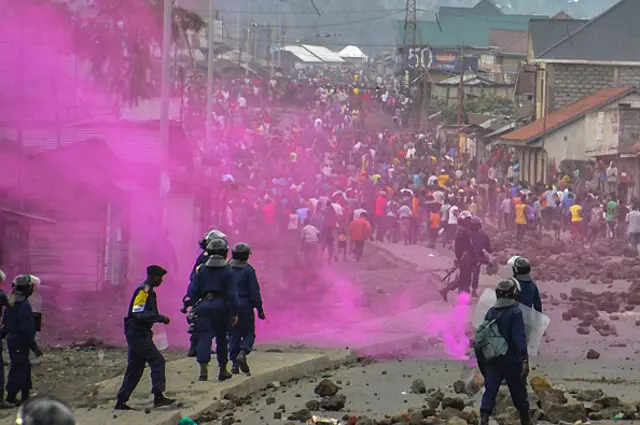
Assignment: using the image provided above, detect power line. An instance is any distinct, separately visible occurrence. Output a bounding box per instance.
[222,11,403,29]
[215,8,408,15]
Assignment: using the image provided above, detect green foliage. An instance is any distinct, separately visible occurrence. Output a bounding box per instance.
[437,93,516,125]
[38,0,205,105]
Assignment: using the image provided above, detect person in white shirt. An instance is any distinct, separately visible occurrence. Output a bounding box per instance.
[398,203,413,244]
[301,220,320,261]
[446,203,460,247]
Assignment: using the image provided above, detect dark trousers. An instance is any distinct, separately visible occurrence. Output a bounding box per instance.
[353,240,365,262]
[116,334,166,402]
[471,263,481,291]
[457,263,473,293]
[189,333,198,352]
[0,341,5,394]
[195,304,230,365]
[5,339,31,398]
[480,358,529,415]
[229,311,256,362]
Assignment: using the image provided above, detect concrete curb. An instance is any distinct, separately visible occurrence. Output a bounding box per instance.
[73,347,355,425]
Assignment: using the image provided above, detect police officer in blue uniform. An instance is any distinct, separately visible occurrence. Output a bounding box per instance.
[476,278,530,425]
[184,229,229,357]
[0,269,13,408]
[509,256,542,312]
[228,243,265,375]
[115,265,175,410]
[2,274,38,406]
[188,239,239,382]
[440,211,476,301]
[470,216,492,297]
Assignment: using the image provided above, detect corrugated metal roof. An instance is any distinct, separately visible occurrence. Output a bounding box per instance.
[301,45,345,63]
[537,0,640,62]
[338,45,367,59]
[502,87,635,143]
[281,45,323,63]
[529,18,588,59]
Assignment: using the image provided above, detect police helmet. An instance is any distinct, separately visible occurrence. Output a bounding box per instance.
[512,256,531,276]
[470,216,483,230]
[206,238,229,258]
[15,394,76,425]
[199,229,228,249]
[495,278,521,299]
[232,242,252,261]
[457,210,473,226]
[12,274,37,297]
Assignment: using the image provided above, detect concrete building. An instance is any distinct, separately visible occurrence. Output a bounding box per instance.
[522,0,640,120]
[498,87,640,194]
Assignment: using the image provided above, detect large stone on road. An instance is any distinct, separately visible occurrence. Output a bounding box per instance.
[314,379,341,397]
[544,403,587,423]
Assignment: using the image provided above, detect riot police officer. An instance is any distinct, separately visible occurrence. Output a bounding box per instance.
[184,229,229,357]
[440,211,476,301]
[2,275,38,405]
[228,243,266,375]
[188,239,239,382]
[508,256,542,312]
[476,278,530,425]
[470,216,492,297]
[115,265,174,410]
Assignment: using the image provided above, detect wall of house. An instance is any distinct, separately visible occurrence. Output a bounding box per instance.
[546,63,640,113]
[584,105,620,157]
[540,118,587,166]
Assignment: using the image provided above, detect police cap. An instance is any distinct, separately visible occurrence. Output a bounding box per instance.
[232,242,251,254]
[146,265,168,277]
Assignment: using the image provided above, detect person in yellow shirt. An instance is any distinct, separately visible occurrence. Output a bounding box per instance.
[437,170,450,188]
[569,199,585,244]
[514,200,528,245]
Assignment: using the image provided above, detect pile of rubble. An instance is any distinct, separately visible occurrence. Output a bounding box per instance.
[489,231,639,283]
[348,376,637,425]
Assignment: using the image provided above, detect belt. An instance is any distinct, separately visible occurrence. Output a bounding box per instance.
[204,293,224,300]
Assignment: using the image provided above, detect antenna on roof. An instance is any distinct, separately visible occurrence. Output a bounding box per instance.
[564,25,574,45]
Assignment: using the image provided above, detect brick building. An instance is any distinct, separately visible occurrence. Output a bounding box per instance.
[519,0,640,121]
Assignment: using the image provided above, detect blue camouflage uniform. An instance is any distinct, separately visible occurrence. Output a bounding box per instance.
[516,278,542,312]
[188,259,239,367]
[116,282,167,403]
[186,252,208,355]
[477,302,529,418]
[228,260,264,364]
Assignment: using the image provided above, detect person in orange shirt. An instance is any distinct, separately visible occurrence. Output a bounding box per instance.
[428,209,441,248]
[348,211,373,263]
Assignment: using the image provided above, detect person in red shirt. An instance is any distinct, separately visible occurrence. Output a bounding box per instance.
[348,211,373,262]
[375,192,387,241]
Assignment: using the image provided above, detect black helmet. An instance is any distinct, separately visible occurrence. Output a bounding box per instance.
[470,216,483,230]
[512,256,531,277]
[16,394,76,425]
[495,278,520,299]
[232,242,251,261]
[457,210,472,226]
[199,229,228,249]
[12,274,36,297]
[206,238,229,258]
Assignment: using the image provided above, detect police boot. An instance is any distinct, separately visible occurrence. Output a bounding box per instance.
[5,393,20,407]
[519,410,531,425]
[231,362,240,374]
[153,393,176,408]
[0,391,14,409]
[218,363,233,382]
[198,362,209,381]
[480,412,490,425]
[236,350,251,375]
[114,400,134,411]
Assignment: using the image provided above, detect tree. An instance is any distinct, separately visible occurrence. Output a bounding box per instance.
[40,0,205,105]
[437,92,517,125]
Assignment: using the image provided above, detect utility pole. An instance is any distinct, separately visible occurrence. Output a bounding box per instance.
[205,0,215,148]
[276,14,282,69]
[456,45,466,130]
[402,0,417,92]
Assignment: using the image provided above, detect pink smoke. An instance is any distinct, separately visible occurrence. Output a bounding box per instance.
[425,292,472,360]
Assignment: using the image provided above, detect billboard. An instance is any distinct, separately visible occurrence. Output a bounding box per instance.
[405,47,478,73]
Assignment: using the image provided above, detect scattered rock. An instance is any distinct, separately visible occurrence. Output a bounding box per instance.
[452,380,466,394]
[530,376,552,394]
[287,409,311,421]
[356,416,373,425]
[321,394,347,411]
[425,396,441,410]
[575,389,604,402]
[447,416,468,425]
[314,379,341,398]
[410,379,427,394]
[586,349,601,360]
[305,400,320,411]
[441,397,466,411]
[544,403,587,423]
[266,396,276,405]
[576,327,590,335]
[274,411,282,419]
[221,417,234,425]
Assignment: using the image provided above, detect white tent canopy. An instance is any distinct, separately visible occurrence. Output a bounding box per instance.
[301,44,345,63]
[338,45,367,59]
